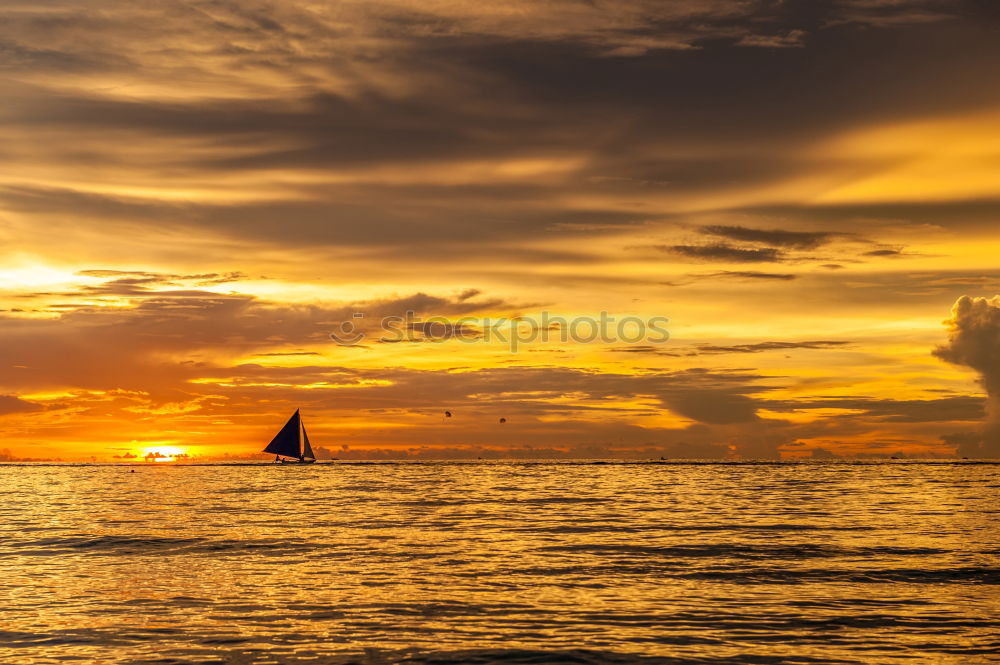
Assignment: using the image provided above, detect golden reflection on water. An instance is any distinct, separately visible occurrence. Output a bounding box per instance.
[0,462,997,664]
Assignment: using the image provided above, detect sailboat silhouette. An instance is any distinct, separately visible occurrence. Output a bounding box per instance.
[263,409,317,464]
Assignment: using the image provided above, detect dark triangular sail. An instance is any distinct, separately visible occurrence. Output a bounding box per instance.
[263,409,301,458]
[301,422,315,460]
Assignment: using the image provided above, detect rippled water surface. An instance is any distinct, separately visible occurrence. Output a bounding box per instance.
[1,461,998,664]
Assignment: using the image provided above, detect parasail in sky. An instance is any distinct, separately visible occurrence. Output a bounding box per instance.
[499,417,506,424]
[444,411,452,418]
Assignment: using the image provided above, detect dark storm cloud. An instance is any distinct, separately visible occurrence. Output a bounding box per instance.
[0,1,967,84]
[780,395,987,423]
[940,430,982,457]
[610,340,849,356]
[609,346,691,356]
[934,296,1000,456]
[863,397,986,423]
[1,1,997,256]
[256,351,322,357]
[699,225,836,249]
[831,0,963,25]
[193,363,771,427]
[706,271,798,280]
[0,184,644,252]
[1,270,778,435]
[732,201,1000,236]
[464,9,997,149]
[75,270,244,284]
[735,29,808,48]
[663,244,784,263]
[71,272,246,296]
[695,341,850,354]
[0,395,42,416]
[0,279,522,391]
[405,321,483,341]
[662,390,760,424]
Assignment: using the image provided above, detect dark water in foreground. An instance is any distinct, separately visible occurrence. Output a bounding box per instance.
[0,461,997,665]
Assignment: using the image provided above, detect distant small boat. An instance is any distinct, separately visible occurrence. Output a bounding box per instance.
[263,409,317,464]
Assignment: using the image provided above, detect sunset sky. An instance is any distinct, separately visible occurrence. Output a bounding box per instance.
[3,0,1000,460]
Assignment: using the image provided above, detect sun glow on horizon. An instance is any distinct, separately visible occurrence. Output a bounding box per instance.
[140,446,188,462]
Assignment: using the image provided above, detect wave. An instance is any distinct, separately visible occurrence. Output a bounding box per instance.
[5,534,316,556]
[507,564,1000,584]
[510,523,879,534]
[680,567,1000,584]
[0,642,864,665]
[378,649,863,665]
[536,543,953,559]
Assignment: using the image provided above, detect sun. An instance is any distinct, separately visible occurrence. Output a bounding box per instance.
[140,446,188,462]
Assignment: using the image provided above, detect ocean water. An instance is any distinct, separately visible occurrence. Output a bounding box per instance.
[0,461,997,665]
